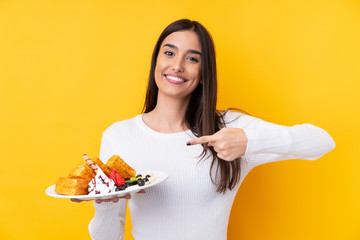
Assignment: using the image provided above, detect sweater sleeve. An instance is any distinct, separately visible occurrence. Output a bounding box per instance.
[224,111,336,167]
[88,132,127,240]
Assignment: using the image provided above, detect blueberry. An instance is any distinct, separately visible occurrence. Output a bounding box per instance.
[125,177,130,181]
[137,179,145,186]
[116,185,127,191]
[144,177,149,182]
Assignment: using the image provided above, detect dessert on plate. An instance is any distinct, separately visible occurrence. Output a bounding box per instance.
[54,154,156,196]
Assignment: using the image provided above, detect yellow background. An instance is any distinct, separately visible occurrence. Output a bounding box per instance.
[0,0,359,239]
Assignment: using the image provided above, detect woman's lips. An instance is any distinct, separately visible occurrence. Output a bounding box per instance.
[164,74,187,85]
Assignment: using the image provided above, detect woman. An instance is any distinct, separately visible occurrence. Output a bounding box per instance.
[87,19,335,240]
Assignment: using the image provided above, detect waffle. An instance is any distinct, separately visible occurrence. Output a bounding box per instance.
[55,160,96,195]
[67,162,96,182]
[55,177,89,195]
[106,155,136,179]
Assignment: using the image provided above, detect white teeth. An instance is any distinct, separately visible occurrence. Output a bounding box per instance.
[166,75,185,82]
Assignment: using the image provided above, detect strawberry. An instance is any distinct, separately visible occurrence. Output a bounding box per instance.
[109,170,125,186]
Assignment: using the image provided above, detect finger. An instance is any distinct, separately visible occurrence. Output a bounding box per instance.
[137,189,146,193]
[106,195,131,201]
[213,146,221,153]
[122,194,132,199]
[217,153,227,160]
[95,198,115,204]
[187,135,213,146]
[217,153,234,161]
[93,198,117,203]
[70,198,82,203]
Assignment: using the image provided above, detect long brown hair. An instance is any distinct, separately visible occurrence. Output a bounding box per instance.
[142,19,241,193]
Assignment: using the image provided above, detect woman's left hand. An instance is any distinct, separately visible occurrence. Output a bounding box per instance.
[187,128,248,161]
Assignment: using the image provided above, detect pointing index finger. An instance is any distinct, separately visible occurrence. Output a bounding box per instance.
[187,135,213,146]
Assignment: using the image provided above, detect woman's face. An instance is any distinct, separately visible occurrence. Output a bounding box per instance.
[154,30,202,101]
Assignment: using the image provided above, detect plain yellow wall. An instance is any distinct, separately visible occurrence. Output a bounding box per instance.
[0,0,359,239]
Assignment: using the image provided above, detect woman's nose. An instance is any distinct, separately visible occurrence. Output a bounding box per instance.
[172,58,184,72]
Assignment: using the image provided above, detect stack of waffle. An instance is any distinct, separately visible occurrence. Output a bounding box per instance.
[55,155,136,195]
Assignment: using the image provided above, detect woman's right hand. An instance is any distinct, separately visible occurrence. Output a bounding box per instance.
[94,194,132,203]
[70,189,146,203]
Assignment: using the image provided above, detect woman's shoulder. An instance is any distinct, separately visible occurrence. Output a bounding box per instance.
[103,114,141,136]
[218,109,262,128]
[219,109,249,123]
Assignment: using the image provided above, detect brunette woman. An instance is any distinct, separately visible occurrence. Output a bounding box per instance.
[88,19,335,240]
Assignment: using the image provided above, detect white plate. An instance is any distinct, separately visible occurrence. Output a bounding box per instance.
[45,170,168,201]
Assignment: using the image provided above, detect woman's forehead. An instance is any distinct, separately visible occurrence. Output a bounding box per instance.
[161,31,201,52]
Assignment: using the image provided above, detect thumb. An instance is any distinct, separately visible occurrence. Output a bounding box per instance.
[187,135,214,146]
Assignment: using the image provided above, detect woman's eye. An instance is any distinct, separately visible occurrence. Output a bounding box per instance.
[188,57,199,63]
[164,51,173,56]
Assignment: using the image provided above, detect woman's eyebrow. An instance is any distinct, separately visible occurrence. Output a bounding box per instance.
[163,43,202,56]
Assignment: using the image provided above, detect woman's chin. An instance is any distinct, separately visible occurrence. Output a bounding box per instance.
[157,90,192,102]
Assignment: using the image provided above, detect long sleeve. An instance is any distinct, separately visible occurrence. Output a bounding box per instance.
[224,111,336,167]
[88,133,127,240]
[89,200,126,240]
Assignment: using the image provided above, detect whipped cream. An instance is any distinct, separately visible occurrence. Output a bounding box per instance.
[88,167,116,195]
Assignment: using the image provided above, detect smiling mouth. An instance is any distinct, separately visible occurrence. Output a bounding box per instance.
[165,74,187,83]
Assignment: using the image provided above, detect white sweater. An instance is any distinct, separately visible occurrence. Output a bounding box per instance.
[88,111,335,240]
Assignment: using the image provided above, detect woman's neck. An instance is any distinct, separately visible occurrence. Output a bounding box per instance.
[143,93,190,133]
